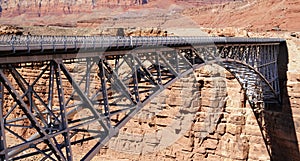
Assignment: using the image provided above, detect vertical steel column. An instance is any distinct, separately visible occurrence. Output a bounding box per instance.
[54,61,73,161]
[155,52,162,85]
[114,56,120,73]
[262,46,267,77]
[274,45,280,95]
[0,81,8,161]
[47,61,54,127]
[267,45,271,81]
[85,58,91,96]
[253,45,259,69]
[130,55,140,103]
[98,58,111,128]
[175,50,179,72]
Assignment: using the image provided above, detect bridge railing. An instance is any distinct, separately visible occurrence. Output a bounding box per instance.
[0,35,285,54]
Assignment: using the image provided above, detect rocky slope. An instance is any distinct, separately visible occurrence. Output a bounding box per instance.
[183,0,300,32]
[0,0,298,35]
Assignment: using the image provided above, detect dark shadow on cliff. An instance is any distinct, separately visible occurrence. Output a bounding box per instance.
[265,41,299,161]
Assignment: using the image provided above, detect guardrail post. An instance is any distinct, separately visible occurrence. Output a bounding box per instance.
[11,35,15,53]
[40,35,44,52]
[26,35,30,53]
[64,36,67,52]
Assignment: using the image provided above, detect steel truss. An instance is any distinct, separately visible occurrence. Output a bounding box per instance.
[0,42,282,160]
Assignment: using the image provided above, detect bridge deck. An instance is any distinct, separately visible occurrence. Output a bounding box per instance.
[0,36,284,64]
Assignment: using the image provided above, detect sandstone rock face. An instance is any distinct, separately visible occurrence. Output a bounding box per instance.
[0,25,23,35]
[182,0,300,32]
[203,27,249,37]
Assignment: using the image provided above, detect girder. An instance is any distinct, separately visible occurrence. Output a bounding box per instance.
[0,36,284,160]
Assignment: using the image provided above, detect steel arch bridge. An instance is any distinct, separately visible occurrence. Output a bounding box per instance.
[0,35,285,160]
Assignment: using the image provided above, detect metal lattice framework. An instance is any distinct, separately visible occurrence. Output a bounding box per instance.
[0,35,284,160]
